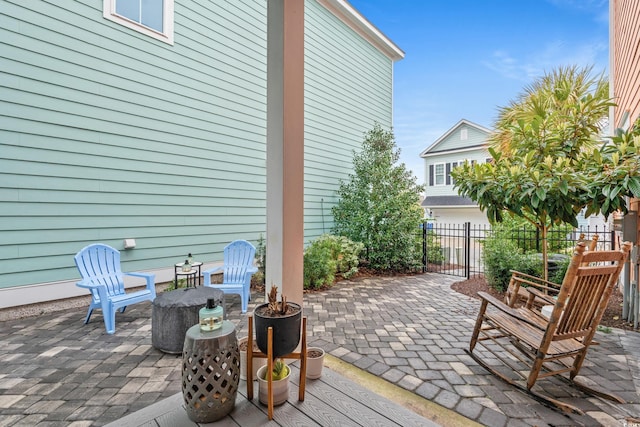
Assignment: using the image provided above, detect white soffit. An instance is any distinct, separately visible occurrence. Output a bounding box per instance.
[317,0,405,61]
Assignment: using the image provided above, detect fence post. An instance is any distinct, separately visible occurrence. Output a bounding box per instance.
[465,222,471,279]
[422,221,427,273]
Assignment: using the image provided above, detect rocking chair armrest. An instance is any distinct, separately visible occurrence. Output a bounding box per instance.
[124,272,155,288]
[509,270,561,293]
[510,270,560,287]
[247,266,258,274]
[525,287,557,306]
[477,291,547,330]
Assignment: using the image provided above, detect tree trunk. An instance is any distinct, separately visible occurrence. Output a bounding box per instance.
[541,225,549,281]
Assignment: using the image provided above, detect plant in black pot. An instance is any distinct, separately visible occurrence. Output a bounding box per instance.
[254,286,302,358]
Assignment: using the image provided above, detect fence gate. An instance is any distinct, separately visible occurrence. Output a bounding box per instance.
[422,222,613,279]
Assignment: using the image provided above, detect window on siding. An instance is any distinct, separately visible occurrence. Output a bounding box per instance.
[104,0,174,45]
[434,163,445,186]
[450,161,458,185]
[461,129,468,140]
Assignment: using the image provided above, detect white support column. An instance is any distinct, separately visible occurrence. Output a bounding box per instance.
[266,0,304,306]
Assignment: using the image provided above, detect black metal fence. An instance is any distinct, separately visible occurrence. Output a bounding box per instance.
[421,222,614,279]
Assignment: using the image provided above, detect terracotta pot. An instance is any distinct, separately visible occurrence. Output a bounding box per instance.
[256,364,290,406]
[238,336,266,381]
[253,302,302,358]
[306,347,325,379]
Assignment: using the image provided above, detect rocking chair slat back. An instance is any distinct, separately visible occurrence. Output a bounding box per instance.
[554,265,621,339]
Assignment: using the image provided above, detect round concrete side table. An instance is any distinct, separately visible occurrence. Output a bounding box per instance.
[152,287,224,354]
[182,322,240,423]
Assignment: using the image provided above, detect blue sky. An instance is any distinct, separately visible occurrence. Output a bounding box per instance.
[347,0,610,181]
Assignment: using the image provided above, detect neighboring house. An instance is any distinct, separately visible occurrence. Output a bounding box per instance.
[0,0,403,307]
[419,119,491,225]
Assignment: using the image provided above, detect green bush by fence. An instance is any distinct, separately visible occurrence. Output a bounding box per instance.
[303,234,363,290]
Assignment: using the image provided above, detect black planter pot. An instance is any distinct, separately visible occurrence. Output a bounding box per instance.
[253,302,302,358]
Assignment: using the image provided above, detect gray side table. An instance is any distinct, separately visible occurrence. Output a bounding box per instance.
[152,287,224,353]
[182,322,240,423]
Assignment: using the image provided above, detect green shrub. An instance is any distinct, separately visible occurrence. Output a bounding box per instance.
[303,234,363,290]
[483,238,520,292]
[304,240,336,290]
[482,236,542,292]
[425,229,444,264]
[491,215,575,254]
[255,234,266,285]
[516,253,543,278]
[332,124,425,272]
[549,255,571,285]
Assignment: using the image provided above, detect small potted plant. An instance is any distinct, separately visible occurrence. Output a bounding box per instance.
[306,346,325,379]
[253,286,302,358]
[238,336,266,381]
[256,358,290,406]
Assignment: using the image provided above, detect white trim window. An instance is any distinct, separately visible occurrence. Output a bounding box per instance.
[104,0,175,45]
[434,163,445,186]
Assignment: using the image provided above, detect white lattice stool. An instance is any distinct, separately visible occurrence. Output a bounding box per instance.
[182,322,240,423]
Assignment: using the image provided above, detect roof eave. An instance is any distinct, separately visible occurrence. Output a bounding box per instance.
[419,119,492,157]
[317,0,405,61]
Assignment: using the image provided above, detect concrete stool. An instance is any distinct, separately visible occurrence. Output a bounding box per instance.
[152,287,224,353]
[182,322,240,423]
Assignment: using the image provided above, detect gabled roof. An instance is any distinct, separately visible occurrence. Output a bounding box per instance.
[419,119,492,157]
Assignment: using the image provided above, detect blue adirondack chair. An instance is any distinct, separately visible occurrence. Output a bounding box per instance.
[74,243,156,334]
[203,240,258,313]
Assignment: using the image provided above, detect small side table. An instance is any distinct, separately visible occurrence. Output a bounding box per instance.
[182,322,240,423]
[152,287,224,354]
[174,261,203,288]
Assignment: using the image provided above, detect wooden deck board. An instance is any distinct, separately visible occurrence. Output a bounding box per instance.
[312,366,434,427]
[107,364,437,427]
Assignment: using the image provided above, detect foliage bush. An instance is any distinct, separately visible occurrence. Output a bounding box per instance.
[549,255,571,285]
[425,229,444,264]
[491,215,575,253]
[255,234,266,285]
[332,124,425,272]
[482,236,542,292]
[303,234,363,290]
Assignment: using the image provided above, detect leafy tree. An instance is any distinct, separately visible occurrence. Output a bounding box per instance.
[332,124,425,271]
[451,65,640,279]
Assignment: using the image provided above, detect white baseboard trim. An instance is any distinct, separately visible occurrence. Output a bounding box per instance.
[0,262,222,309]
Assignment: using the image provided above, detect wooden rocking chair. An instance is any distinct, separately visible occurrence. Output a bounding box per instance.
[504,234,600,309]
[468,240,631,414]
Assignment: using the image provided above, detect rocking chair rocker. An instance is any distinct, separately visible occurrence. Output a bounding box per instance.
[468,240,631,414]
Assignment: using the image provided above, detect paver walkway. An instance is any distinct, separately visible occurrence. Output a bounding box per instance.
[311,274,640,426]
[1,273,639,426]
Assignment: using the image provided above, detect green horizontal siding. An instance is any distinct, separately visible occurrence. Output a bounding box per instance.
[0,0,268,288]
[0,0,400,290]
[438,124,489,152]
[303,0,394,242]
